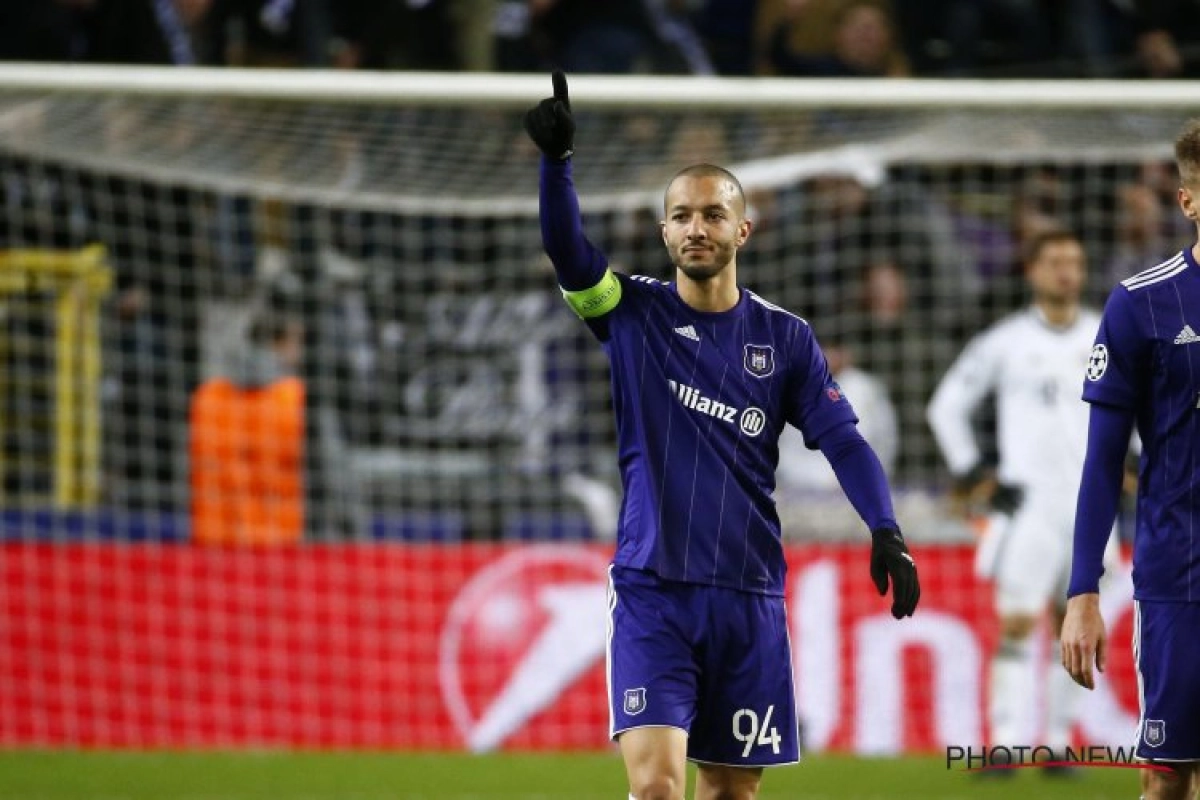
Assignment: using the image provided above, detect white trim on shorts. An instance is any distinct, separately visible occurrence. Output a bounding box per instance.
[611,722,689,741]
[606,565,617,739]
[689,756,801,768]
[1133,600,1146,749]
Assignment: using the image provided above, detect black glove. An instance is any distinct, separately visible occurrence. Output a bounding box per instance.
[523,70,575,160]
[989,483,1024,515]
[870,527,920,619]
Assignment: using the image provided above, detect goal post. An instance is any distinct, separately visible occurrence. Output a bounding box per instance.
[0,65,1167,752]
[0,244,112,508]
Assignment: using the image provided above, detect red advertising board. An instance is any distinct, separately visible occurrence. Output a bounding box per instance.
[0,542,1139,752]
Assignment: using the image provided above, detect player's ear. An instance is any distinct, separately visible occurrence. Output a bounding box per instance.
[1181,186,1198,220]
[736,217,753,246]
[660,219,669,245]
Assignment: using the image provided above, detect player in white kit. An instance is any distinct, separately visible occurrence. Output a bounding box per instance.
[928,229,1117,766]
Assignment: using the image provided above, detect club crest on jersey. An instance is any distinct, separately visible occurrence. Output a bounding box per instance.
[1144,720,1166,748]
[624,688,647,716]
[744,344,775,378]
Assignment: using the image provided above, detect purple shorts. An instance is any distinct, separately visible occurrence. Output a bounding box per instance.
[606,565,800,766]
[1134,600,1200,761]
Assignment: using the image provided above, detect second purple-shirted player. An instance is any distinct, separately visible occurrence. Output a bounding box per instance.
[1068,247,1200,762]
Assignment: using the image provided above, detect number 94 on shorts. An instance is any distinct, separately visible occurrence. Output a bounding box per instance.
[606,565,800,766]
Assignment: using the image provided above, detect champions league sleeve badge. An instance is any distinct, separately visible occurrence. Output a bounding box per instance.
[744,344,775,378]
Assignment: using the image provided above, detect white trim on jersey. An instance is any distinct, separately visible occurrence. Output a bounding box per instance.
[747,291,807,325]
[1122,253,1186,291]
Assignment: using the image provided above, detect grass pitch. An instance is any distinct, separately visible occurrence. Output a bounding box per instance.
[0,751,1143,799]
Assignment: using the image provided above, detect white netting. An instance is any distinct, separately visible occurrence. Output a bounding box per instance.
[0,68,1188,540]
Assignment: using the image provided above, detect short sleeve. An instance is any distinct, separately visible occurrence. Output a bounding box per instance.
[785,326,859,449]
[1082,286,1148,409]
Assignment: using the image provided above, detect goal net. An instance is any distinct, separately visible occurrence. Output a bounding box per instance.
[0,66,1182,752]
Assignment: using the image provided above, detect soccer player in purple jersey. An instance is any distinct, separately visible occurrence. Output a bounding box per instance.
[524,72,919,800]
[1062,119,1200,800]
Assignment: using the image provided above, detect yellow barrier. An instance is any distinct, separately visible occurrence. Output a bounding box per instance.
[0,245,112,507]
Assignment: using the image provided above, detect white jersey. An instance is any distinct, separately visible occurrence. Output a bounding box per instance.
[927,306,1100,494]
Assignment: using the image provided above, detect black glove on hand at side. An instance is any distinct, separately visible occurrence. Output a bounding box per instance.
[870,527,920,619]
[523,70,575,160]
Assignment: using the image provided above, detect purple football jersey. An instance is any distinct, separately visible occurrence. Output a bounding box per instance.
[595,274,856,596]
[1083,248,1200,601]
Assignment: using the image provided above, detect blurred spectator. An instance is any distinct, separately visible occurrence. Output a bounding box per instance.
[0,1,98,62]
[1059,0,1138,77]
[892,0,1050,76]
[784,169,965,326]
[972,167,1072,322]
[1099,182,1172,291]
[190,312,305,545]
[494,1,541,70]
[530,0,654,74]
[853,259,952,480]
[207,0,336,67]
[1135,0,1200,78]
[640,0,716,74]
[776,336,898,490]
[756,0,908,77]
[896,0,1136,77]
[501,0,709,74]
[89,173,207,513]
[339,0,496,71]
[104,279,177,511]
[765,0,909,77]
[90,0,215,65]
[689,0,760,75]
[451,0,500,71]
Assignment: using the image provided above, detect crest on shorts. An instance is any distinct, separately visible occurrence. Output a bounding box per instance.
[624,687,647,716]
[1144,719,1166,747]
[744,344,775,378]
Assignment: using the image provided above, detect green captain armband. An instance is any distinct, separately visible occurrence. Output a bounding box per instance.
[561,269,622,319]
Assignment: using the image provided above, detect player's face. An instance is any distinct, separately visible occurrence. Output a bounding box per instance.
[1027,239,1085,304]
[661,176,751,282]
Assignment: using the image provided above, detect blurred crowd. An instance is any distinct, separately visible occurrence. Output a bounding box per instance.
[3,0,1200,79]
[1,0,1196,542]
[0,144,1185,540]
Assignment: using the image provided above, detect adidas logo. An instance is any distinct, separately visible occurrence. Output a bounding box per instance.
[674,325,700,342]
[1174,324,1200,345]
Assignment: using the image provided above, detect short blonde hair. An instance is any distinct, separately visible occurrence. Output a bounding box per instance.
[1174,118,1200,189]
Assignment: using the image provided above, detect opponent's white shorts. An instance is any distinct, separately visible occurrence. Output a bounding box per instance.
[974,490,1119,617]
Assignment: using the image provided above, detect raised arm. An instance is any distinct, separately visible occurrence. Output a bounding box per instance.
[524,72,621,322]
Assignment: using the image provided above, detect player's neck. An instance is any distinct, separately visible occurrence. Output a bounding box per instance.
[1034,299,1078,328]
[676,265,740,313]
